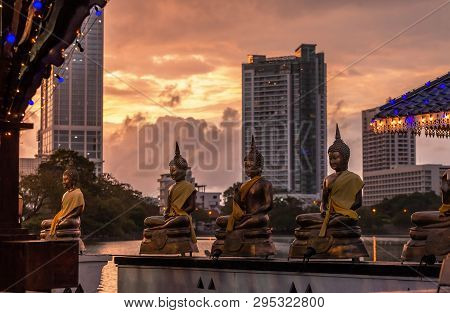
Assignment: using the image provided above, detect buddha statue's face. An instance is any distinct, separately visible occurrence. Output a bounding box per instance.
[328,151,347,172]
[170,165,186,182]
[244,159,262,178]
[62,173,74,190]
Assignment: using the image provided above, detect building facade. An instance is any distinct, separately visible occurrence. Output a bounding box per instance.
[157,171,220,214]
[242,44,327,195]
[157,170,196,212]
[362,107,416,174]
[19,157,41,178]
[363,164,450,206]
[196,191,221,211]
[38,11,104,174]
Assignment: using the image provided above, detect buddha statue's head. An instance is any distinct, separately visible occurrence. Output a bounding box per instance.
[244,135,264,178]
[63,167,79,190]
[328,124,350,172]
[169,142,189,182]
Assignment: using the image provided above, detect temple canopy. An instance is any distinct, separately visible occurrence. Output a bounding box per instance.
[371,72,450,138]
[0,0,107,123]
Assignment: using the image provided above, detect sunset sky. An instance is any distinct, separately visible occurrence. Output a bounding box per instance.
[21,0,450,196]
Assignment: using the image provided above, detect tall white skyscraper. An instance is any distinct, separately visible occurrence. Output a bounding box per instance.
[242,44,327,195]
[362,107,416,175]
[38,10,103,173]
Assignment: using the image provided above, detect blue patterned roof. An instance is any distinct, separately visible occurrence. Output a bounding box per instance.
[375,72,450,118]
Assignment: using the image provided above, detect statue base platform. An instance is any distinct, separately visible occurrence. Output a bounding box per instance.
[140,227,199,255]
[401,211,450,262]
[212,228,276,258]
[115,255,441,292]
[289,236,369,259]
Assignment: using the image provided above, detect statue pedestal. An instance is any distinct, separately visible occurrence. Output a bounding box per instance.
[212,228,276,258]
[401,211,450,262]
[289,213,368,259]
[140,228,198,255]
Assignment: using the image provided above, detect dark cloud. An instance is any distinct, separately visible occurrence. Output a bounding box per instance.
[104,109,242,195]
[158,84,192,107]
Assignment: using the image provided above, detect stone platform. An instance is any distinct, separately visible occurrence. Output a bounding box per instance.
[114,256,441,293]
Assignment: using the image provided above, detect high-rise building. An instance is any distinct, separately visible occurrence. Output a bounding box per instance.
[19,157,41,178]
[363,164,450,206]
[362,107,416,175]
[38,11,104,174]
[242,44,327,195]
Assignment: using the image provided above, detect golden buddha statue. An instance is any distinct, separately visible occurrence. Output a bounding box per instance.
[140,142,199,255]
[289,124,368,260]
[401,169,450,263]
[41,168,86,252]
[211,135,275,258]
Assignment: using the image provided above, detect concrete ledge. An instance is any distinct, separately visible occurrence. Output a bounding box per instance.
[114,256,440,278]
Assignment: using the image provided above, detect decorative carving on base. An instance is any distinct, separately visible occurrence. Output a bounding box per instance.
[402,170,450,262]
[40,217,85,252]
[401,211,450,262]
[289,213,368,259]
[140,228,199,255]
[211,227,275,258]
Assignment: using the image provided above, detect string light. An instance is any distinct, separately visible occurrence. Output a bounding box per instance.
[32,1,43,10]
[425,81,431,87]
[54,74,65,83]
[28,100,34,106]
[75,40,84,52]
[94,5,102,16]
[6,33,16,44]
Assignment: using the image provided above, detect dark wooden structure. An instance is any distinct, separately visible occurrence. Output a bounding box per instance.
[0,0,106,292]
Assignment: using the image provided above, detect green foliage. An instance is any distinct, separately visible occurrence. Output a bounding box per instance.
[220,182,242,216]
[359,192,441,234]
[21,149,159,240]
[270,198,319,233]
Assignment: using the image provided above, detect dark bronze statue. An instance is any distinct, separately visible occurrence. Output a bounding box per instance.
[211,135,275,258]
[289,124,368,260]
[401,169,450,263]
[140,142,199,255]
[41,168,86,252]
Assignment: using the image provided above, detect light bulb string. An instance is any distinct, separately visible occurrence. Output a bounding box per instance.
[3,3,98,119]
[22,12,100,122]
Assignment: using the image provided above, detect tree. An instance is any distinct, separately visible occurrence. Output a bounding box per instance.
[220,182,242,216]
[269,197,314,233]
[21,149,159,240]
[359,192,441,234]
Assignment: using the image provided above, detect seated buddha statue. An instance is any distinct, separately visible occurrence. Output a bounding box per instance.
[211,135,275,258]
[289,124,368,260]
[140,142,199,255]
[401,169,450,262]
[41,168,85,253]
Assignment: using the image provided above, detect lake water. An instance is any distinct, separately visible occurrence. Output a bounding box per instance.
[86,236,408,293]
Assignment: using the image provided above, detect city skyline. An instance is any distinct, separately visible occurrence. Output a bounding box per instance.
[19,0,450,196]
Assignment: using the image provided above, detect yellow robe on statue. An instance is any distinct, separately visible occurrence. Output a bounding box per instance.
[439,203,450,215]
[319,171,364,237]
[226,176,262,232]
[49,188,85,236]
[167,180,197,243]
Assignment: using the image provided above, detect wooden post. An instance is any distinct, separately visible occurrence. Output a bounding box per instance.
[0,121,34,239]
